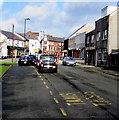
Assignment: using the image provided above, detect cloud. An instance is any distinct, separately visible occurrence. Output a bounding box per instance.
[1,18,18,31]
[0,0,3,8]
[1,2,117,38]
[3,0,118,2]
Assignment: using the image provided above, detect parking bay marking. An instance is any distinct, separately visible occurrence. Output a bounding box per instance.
[60,93,86,106]
[78,91,112,106]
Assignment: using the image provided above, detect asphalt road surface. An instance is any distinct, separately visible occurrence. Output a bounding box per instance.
[2,63,119,119]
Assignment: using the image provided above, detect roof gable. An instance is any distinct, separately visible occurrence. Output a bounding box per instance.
[1,30,25,41]
[67,24,93,39]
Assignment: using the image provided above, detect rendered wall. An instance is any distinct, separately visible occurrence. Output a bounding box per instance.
[108,10,119,54]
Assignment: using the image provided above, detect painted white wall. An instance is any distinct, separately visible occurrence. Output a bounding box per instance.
[0,33,7,57]
[101,6,117,17]
[0,42,7,57]
[0,33,7,42]
[29,39,40,55]
[108,9,119,54]
[19,41,24,47]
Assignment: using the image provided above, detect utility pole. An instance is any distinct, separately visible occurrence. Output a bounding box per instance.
[40,31,44,53]
[12,24,14,62]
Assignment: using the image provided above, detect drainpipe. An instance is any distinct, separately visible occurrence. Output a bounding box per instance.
[72,50,73,57]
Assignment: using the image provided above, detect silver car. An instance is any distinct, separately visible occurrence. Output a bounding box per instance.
[62,57,76,66]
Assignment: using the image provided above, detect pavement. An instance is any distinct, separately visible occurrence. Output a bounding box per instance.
[0,58,119,78]
[76,63,119,78]
[59,60,119,78]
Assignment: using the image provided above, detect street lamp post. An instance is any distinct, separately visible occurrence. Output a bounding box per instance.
[24,18,30,39]
[24,18,30,55]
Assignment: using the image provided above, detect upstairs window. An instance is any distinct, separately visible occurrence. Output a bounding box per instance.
[44,41,47,44]
[103,29,107,40]
[87,36,90,44]
[91,35,94,43]
[96,32,100,41]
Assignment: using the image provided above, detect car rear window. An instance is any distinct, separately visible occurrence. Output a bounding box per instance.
[20,56,29,59]
[29,56,36,59]
[40,55,55,61]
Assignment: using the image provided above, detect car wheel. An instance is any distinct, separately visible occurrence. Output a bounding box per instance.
[18,64,21,66]
[38,68,43,73]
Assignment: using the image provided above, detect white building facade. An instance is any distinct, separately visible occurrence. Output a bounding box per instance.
[29,39,40,55]
[1,30,25,58]
[0,33,7,58]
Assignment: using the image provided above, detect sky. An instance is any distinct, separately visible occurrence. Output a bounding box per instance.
[0,0,118,38]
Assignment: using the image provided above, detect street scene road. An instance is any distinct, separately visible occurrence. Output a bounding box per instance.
[1,1,119,120]
[2,62,118,119]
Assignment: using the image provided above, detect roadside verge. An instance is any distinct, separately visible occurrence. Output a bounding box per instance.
[0,63,17,78]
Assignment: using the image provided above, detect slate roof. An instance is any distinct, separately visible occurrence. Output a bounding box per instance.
[1,30,24,41]
[48,37,65,42]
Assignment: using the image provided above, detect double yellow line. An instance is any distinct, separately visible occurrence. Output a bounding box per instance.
[33,66,68,117]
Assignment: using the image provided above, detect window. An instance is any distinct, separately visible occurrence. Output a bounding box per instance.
[103,30,107,40]
[96,32,100,41]
[87,36,90,44]
[91,35,94,43]
[8,40,10,45]
[44,41,47,44]
[32,44,34,47]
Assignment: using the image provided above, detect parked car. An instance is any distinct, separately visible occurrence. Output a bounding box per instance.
[62,57,76,66]
[29,55,37,65]
[0,56,7,59]
[18,56,31,66]
[36,54,58,73]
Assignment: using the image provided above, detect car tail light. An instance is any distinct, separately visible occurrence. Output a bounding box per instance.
[55,59,58,65]
[38,59,42,65]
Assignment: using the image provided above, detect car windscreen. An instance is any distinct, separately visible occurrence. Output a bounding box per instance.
[65,57,74,60]
[70,57,74,60]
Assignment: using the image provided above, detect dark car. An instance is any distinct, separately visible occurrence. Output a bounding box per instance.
[18,56,31,66]
[62,57,76,66]
[29,55,37,65]
[36,54,58,73]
